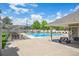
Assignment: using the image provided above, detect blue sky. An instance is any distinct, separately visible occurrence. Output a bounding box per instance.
[0,3,79,25]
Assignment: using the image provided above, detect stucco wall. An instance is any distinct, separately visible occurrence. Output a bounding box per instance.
[78,27,79,37]
[69,26,79,40]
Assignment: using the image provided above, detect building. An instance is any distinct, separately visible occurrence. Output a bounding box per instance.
[49,10,79,40]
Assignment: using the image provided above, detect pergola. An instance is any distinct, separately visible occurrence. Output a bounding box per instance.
[0,19,28,55]
[48,10,79,41]
[0,17,3,55]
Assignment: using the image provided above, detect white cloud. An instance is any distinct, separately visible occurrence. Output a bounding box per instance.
[55,11,70,19]
[31,14,42,23]
[1,16,5,19]
[54,5,79,20]
[47,15,55,19]
[69,9,73,11]
[12,17,33,25]
[12,18,27,25]
[9,3,26,7]
[69,5,79,12]
[9,3,38,7]
[28,4,38,7]
[64,13,68,16]
[74,5,79,11]
[12,13,64,25]
[8,3,38,14]
[9,16,14,20]
[30,14,56,24]
[56,11,62,19]
[9,4,30,14]
[45,19,55,23]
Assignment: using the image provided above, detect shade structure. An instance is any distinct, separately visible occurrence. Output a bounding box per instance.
[49,10,79,27]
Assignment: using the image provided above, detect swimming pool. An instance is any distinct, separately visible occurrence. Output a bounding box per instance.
[27,32,63,38]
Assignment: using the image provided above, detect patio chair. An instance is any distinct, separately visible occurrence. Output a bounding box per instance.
[59,37,71,44]
[73,37,79,41]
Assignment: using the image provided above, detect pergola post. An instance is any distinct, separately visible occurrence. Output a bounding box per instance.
[50,26,52,41]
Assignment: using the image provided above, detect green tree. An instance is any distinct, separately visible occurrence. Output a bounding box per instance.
[51,26,64,30]
[46,25,50,30]
[58,26,64,30]
[41,20,48,30]
[31,20,40,29]
[3,16,12,25]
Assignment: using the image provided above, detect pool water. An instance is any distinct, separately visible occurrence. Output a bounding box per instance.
[27,32,63,37]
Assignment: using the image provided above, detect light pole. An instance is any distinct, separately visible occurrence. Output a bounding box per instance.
[26,19,28,32]
[45,25,53,41]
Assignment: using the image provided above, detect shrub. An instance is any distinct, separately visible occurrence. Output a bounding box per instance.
[2,32,7,49]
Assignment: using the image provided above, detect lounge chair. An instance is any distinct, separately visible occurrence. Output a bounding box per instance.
[59,37,71,44]
[73,37,79,41]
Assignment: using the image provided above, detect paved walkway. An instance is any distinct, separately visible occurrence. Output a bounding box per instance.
[2,37,79,56]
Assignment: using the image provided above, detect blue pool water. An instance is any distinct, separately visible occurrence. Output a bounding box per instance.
[27,32,63,37]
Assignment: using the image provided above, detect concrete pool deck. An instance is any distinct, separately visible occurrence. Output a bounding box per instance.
[2,37,79,56]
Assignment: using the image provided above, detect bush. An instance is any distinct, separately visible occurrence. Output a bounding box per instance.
[2,42,6,49]
[2,32,7,49]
